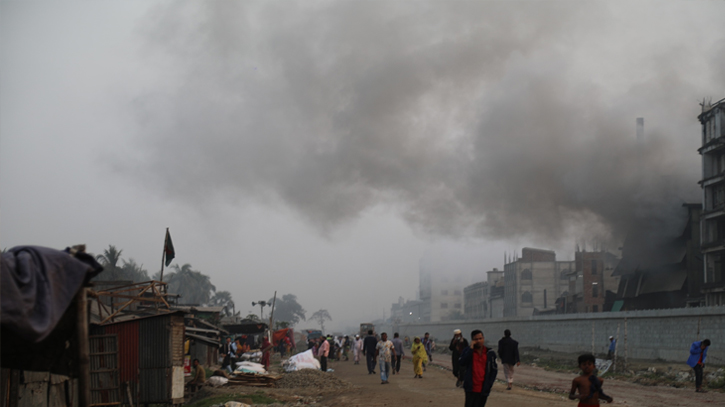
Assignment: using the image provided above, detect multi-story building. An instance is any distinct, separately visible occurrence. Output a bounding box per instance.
[565,251,619,313]
[487,268,505,318]
[390,297,426,324]
[463,281,489,320]
[699,97,725,306]
[419,261,482,322]
[503,248,573,317]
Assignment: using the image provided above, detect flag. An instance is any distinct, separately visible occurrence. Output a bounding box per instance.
[164,229,175,266]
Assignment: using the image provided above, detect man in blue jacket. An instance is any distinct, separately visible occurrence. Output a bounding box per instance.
[459,330,498,407]
[687,339,711,393]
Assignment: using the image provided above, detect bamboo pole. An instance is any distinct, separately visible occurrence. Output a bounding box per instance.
[77,287,91,407]
[614,322,620,373]
[159,227,169,282]
[268,291,277,340]
[624,317,628,372]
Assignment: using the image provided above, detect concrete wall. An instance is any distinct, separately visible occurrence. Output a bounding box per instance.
[381,306,725,364]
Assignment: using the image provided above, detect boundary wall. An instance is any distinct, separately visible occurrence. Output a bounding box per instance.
[379,307,725,364]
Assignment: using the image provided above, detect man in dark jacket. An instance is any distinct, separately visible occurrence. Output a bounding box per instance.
[362,330,378,374]
[449,329,469,387]
[459,330,497,407]
[497,329,520,390]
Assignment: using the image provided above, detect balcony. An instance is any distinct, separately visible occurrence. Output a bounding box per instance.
[702,280,725,292]
[699,136,725,155]
[701,239,725,252]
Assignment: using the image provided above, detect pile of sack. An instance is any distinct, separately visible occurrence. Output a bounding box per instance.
[282,349,321,372]
[234,361,268,375]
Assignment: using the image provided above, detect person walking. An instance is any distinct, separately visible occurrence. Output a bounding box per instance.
[450,329,469,387]
[422,332,433,371]
[411,336,426,378]
[687,338,711,393]
[391,332,405,375]
[607,336,617,360]
[362,330,378,374]
[375,332,396,384]
[353,334,363,364]
[460,330,498,407]
[497,329,520,390]
[317,336,330,372]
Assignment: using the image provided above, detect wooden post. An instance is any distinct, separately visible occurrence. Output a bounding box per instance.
[77,287,91,407]
[159,227,169,282]
[624,317,628,372]
[614,322,620,373]
[268,291,277,340]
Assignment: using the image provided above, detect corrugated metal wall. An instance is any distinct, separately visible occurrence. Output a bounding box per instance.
[92,320,140,406]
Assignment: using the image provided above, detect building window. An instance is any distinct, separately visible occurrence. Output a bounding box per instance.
[454,303,461,309]
[560,270,569,279]
[441,290,448,295]
[521,269,532,280]
[591,260,598,275]
[521,291,532,303]
[454,290,462,295]
[593,305,599,312]
[592,283,599,298]
[441,303,449,309]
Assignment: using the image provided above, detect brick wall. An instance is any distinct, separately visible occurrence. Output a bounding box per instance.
[521,248,556,262]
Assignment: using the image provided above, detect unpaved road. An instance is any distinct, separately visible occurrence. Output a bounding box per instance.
[318,356,724,407]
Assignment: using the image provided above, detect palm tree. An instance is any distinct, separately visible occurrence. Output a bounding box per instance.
[209,291,235,316]
[120,258,150,282]
[94,245,124,281]
[310,309,332,333]
[164,263,216,305]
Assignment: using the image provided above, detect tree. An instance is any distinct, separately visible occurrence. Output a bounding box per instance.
[162,263,216,305]
[268,294,306,327]
[310,309,332,333]
[94,245,124,281]
[209,291,235,316]
[244,313,261,322]
[120,258,150,282]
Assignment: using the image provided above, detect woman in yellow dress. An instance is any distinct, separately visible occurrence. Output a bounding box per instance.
[411,336,425,378]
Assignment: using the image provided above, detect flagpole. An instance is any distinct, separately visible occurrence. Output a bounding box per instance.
[160,227,168,282]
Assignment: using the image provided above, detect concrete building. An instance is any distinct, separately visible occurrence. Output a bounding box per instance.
[503,248,573,317]
[564,251,620,313]
[390,297,426,324]
[487,268,505,318]
[463,281,489,320]
[419,261,482,322]
[699,97,725,306]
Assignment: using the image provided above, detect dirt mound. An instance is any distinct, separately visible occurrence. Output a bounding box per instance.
[276,369,354,389]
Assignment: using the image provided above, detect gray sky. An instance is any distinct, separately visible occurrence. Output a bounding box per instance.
[2,1,724,331]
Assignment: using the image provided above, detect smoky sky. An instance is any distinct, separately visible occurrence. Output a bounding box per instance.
[118,1,722,248]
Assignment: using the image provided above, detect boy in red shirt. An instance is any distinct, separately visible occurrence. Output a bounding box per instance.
[459,330,498,407]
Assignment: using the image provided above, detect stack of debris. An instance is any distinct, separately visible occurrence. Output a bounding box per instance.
[227,372,281,387]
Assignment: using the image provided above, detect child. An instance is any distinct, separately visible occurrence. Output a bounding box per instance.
[569,354,613,406]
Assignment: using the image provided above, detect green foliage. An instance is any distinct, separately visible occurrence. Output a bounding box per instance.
[162,263,216,305]
[269,294,306,326]
[120,258,150,282]
[208,291,236,316]
[93,245,150,283]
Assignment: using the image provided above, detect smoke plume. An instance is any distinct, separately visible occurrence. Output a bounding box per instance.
[118,1,725,248]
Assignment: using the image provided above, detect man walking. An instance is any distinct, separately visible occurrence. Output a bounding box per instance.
[450,329,469,387]
[422,332,433,371]
[362,330,378,374]
[375,332,396,384]
[687,338,711,393]
[460,330,497,407]
[497,329,520,390]
[391,332,405,375]
[317,336,330,372]
[353,334,363,364]
[607,336,617,360]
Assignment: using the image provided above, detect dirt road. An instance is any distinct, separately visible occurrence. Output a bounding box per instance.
[318,356,724,407]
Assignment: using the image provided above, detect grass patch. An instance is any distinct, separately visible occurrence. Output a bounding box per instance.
[185,392,277,407]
